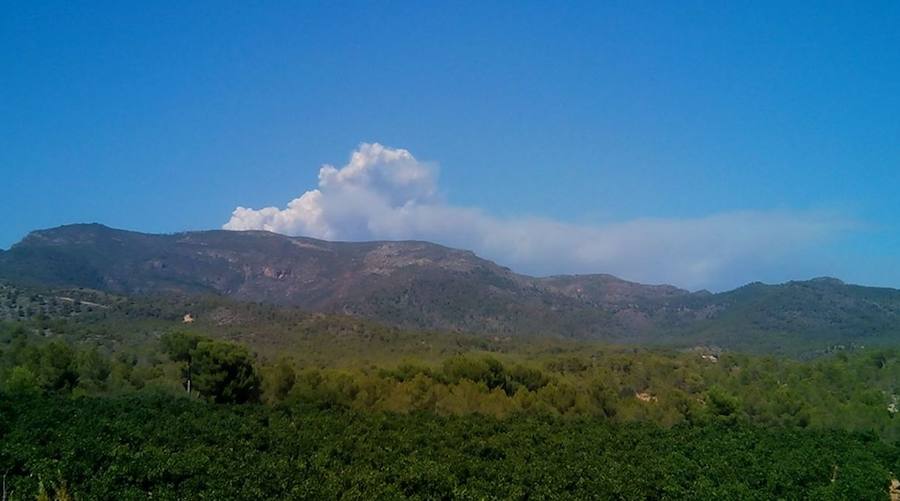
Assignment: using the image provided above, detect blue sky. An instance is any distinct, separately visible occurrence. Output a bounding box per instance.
[2,1,898,290]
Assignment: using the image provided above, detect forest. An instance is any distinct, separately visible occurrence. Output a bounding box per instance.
[0,284,898,498]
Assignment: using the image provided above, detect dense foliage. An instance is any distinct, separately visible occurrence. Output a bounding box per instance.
[0,285,898,498]
[3,318,896,440]
[1,394,897,500]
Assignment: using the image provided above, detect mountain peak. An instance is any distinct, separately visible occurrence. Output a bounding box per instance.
[807,276,845,286]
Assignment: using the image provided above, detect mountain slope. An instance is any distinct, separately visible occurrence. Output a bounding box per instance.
[0,224,681,337]
[2,224,899,354]
[685,278,900,353]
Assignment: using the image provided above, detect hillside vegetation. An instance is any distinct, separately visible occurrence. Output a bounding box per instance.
[1,278,899,497]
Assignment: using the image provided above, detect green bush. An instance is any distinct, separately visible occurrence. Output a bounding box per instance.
[0,394,893,499]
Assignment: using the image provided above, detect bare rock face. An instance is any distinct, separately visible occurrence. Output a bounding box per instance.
[2,223,900,352]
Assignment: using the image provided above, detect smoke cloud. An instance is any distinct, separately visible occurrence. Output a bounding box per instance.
[225,143,847,289]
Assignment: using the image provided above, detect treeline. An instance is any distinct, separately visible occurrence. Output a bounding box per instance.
[1,393,896,499]
[2,322,898,442]
[260,348,900,442]
[0,325,260,402]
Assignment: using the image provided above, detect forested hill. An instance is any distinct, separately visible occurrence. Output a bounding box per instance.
[2,223,899,355]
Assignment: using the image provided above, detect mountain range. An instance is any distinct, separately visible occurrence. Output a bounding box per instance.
[2,223,898,355]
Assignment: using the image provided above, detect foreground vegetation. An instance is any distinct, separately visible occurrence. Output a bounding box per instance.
[1,394,897,500]
[0,285,898,498]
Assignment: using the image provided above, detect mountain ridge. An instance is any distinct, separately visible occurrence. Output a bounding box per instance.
[5,223,868,291]
[1,223,898,354]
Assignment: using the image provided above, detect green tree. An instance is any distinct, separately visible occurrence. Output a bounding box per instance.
[442,355,508,393]
[262,358,296,403]
[34,342,78,392]
[76,348,111,392]
[160,331,204,395]
[192,341,260,404]
[5,365,40,394]
[706,387,740,424]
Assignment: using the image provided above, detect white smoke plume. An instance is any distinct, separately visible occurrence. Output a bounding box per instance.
[225,143,847,289]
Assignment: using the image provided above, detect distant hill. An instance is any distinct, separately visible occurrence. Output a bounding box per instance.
[2,223,899,355]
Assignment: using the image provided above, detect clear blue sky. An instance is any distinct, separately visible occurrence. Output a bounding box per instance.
[2,1,898,289]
